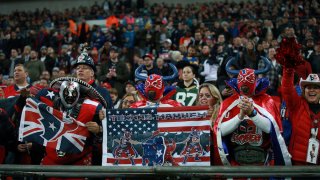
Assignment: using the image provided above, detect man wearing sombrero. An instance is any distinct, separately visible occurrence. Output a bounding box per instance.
[37,77,108,166]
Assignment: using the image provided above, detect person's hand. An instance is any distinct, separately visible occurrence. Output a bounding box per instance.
[17,143,32,153]
[99,109,105,121]
[222,88,233,97]
[86,121,100,134]
[19,88,31,98]
[106,72,112,78]
[237,96,254,118]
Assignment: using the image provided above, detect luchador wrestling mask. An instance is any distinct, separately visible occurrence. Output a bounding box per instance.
[145,74,164,101]
[59,81,80,109]
[135,63,179,101]
[237,68,257,96]
[225,55,271,96]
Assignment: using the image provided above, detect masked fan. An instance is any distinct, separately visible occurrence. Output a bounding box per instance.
[213,56,291,166]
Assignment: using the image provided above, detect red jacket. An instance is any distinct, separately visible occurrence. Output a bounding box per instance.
[282,68,320,164]
[4,84,31,98]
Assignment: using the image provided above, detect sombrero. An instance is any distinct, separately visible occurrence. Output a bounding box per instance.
[50,77,108,108]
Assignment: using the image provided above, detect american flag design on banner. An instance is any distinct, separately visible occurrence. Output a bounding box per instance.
[18,97,89,154]
[102,106,211,166]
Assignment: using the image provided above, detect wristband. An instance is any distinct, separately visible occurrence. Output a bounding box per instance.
[248,109,257,118]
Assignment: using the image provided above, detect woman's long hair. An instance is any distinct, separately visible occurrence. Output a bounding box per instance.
[197,83,223,123]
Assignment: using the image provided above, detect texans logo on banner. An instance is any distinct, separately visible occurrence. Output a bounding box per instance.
[102,106,211,166]
[18,98,89,153]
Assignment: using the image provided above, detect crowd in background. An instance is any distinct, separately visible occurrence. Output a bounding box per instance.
[0,0,320,167]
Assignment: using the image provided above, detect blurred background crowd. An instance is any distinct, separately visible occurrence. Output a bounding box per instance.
[0,0,319,104]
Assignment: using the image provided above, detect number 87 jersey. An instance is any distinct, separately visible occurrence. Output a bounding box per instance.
[173,83,198,106]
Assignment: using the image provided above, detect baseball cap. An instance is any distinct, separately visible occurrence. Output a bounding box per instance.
[143,53,154,60]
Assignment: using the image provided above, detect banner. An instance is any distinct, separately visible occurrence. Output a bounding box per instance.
[19,97,89,153]
[102,106,211,166]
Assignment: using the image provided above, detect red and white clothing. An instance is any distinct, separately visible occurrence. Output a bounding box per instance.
[213,93,291,166]
[3,84,31,98]
[282,68,320,165]
[36,88,102,165]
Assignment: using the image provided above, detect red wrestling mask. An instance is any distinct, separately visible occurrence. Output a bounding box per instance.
[237,68,257,96]
[145,74,164,101]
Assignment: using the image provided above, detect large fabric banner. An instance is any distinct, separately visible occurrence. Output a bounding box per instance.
[18,97,89,153]
[102,106,211,166]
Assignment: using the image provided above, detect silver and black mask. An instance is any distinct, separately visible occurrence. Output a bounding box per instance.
[59,81,80,109]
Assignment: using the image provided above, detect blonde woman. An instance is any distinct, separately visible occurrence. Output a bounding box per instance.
[198,83,222,124]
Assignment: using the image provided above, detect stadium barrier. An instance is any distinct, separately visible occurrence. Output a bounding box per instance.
[0,165,320,179]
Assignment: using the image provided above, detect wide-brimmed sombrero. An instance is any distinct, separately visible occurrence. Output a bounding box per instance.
[50,77,108,108]
[300,74,320,88]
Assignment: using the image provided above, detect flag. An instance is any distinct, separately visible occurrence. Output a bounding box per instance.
[19,97,89,154]
[102,106,211,166]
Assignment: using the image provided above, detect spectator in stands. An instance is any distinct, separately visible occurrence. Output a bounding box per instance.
[124,80,136,94]
[120,92,138,109]
[228,37,244,58]
[155,57,171,77]
[141,53,161,75]
[200,45,219,85]
[158,39,172,61]
[197,83,222,122]
[0,52,9,76]
[73,48,113,109]
[214,60,291,166]
[100,46,129,98]
[40,70,51,83]
[39,46,47,62]
[77,18,90,43]
[4,64,31,98]
[173,64,199,106]
[8,49,24,77]
[51,67,60,80]
[43,47,57,75]
[109,88,121,109]
[21,45,31,62]
[239,40,259,69]
[258,47,282,96]
[57,44,72,74]
[182,45,199,65]
[303,37,315,61]
[35,78,104,166]
[179,30,194,49]
[282,69,320,165]
[91,26,106,50]
[24,50,45,83]
[309,42,320,74]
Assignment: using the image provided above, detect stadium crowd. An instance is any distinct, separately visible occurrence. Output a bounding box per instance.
[0,0,320,169]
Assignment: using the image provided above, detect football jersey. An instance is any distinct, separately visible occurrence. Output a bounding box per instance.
[173,84,198,106]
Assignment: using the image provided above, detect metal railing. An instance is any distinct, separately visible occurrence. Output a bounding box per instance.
[0,165,320,179]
